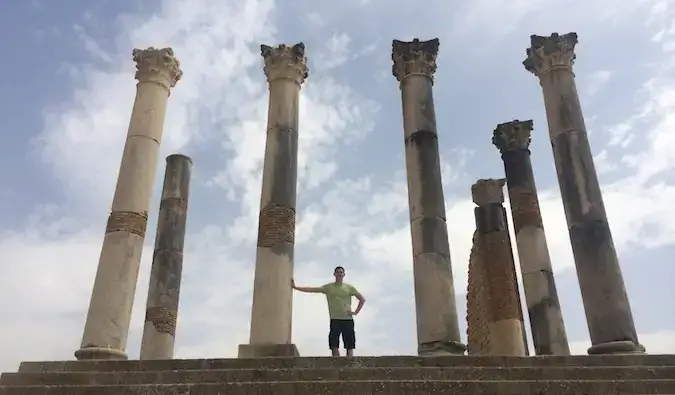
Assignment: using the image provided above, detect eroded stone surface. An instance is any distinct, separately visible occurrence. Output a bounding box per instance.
[394,38,463,355]
[246,47,305,349]
[525,32,642,354]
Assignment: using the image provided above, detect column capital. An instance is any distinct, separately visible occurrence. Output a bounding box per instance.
[472,178,506,206]
[523,32,578,77]
[133,47,183,89]
[492,119,533,154]
[261,43,309,85]
[392,38,439,83]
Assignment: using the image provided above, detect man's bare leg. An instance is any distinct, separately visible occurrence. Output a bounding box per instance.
[331,348,340,356]
[346,349,354,357]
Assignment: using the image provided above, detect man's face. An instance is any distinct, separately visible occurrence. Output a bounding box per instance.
[334,268,345,281]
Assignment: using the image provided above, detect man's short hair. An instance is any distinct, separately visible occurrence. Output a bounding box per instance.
[334,266,345,272]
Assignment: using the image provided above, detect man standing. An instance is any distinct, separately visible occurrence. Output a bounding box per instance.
[292,266,366,357]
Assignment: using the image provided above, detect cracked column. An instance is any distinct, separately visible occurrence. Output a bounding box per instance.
[524,32,644,354]
[493,120,570,356]
[392,38,465,356]
[472,178,526,356]
[238,43,308,358]
[140,154,192,360]
[75,47,182,360]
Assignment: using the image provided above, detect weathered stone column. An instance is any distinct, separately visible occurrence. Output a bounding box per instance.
[466,231,492,355]
[392,38,465,356]
[75,47,182,360]
[472,178,526,356]
[139,154,192,360]
[524,33,644,355]
[238,43,308,358]
[493,119,570,356]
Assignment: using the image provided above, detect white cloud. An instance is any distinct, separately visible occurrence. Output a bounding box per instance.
[583,70,613,99]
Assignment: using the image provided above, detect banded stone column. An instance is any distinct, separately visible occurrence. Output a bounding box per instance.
[238,43,308,358]
[493,119,570,356]
[75,47,182,360]
[524,33,644,354]
[472,178,526,356]
[139,154,192,360]
[392,38,465,356]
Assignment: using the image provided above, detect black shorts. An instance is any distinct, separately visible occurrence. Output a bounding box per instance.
[328,319,355,350]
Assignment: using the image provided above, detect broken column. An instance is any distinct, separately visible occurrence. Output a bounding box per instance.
[524,32,644,354]
[472,178,526,356]
[140,154,192,360]
[75,47,182,360]
[493,119,570,356]
[391,38,465,355]
[238,43,308,358]
[466,230,492,355]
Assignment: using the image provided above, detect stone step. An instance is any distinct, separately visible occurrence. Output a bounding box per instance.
[17,354,675,373]
[1,380,674,395]
[2,366,674,386]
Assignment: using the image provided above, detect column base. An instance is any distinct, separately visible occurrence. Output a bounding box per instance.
[74,346,128,361]
[418,340,466,356]
[587,340,646,355]
[238,343,300,358]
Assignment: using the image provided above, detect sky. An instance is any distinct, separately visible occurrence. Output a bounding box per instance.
[1,0,675,373]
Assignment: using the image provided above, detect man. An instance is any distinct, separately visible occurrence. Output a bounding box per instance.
[292,266,366,357]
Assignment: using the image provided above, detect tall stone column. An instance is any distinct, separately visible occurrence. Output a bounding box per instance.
[75,47,182,360]
[140,154,192,360]
[524,33,644,355]
[392,38,465,356]
[472,178,526,356]
[238,43,308,358]
[492,119,570,356]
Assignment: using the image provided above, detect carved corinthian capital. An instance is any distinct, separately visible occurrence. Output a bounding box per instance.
[523,32,578,77]
[133,47,183,89]
[492,120,533,154]
[261,43,309,85]
[471,178,506,206]
[391,38,439,83]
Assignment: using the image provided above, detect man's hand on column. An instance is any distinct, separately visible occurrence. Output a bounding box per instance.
[291,278,296,289]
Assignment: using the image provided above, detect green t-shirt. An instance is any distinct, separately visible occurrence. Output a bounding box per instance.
[321,282,358,320]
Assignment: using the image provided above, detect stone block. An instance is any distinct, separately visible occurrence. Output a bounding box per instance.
[237,343,299,358]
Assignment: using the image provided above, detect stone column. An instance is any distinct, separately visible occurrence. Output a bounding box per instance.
[391,38,465,356]
[75,47,182,360]
[466,230,492,355]
[472,178,526,356]
[238,43,308,358]
[524,33,644,355]
[492,119,570,356]
[139,154,192,360]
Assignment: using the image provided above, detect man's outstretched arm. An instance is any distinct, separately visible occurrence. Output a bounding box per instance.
[352,291,366,316]
[291,279,324,293]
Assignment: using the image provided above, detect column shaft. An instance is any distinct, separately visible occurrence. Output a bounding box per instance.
[524,33,643,354]
[472,179,527,356]
[140,154,192,360]
[75,48,182,360]
[493,120,570,355]
[392,38,465,355]
[466,231,492,355]
[239,43,307,358]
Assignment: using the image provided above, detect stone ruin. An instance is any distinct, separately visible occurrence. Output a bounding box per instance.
[1,34,674,394]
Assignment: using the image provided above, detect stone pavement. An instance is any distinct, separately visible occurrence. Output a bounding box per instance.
[2,354,675,394]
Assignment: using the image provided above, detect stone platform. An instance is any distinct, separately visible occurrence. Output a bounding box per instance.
[2,354,675,394]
